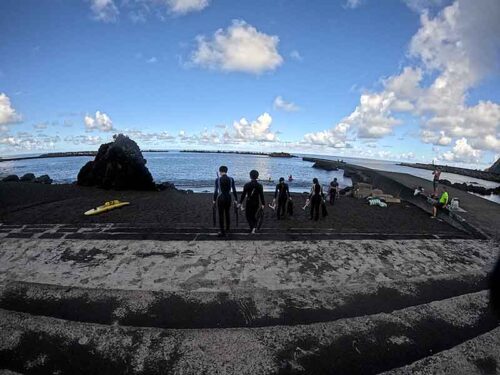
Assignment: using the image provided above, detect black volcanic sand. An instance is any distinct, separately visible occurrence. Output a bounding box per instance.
[0,182,464,235]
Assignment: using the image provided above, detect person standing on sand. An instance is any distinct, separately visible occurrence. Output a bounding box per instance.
[432,167,441,194]
[273,177,291,220]
[431,186,448,218]
[328,178,339,205]
[240,170,265,234]
[213,165,238,237]
[309,178,325,221]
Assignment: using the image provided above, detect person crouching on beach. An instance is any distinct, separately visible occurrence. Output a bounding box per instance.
[213,165,238,237]
[240,169,265,234]
[309,178,325,221]
[274,177,291,220]
[432,186,448,219]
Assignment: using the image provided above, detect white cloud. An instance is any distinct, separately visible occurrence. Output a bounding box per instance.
[0,93,21,128]
[232,112,278,142]
[0,133,60,151]
[123,130,175,143]
[303,123,350,148]
[65,135,103,145]
[403,0,445,12]
[89,0,119,22]
[84,111,114,132]
[191,20,283,74]
[290,50,303,62]
[440,137,481,163]
[273,96,300,112]
[421,130,452,146]
[344,0,363,9]
[33,123,47,130]
[146,57,158,63]
[166,0,209,15]
[303,0,500,160]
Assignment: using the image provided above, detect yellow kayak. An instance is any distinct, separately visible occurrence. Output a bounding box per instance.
[84,200,130,216]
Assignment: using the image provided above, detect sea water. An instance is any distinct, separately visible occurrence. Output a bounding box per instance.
[1,151,499,203]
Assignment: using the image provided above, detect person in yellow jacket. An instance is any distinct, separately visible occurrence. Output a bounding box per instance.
[432,187,449,218]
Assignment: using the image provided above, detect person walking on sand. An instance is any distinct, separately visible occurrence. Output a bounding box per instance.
[431,186,449,219]
[213,165,238,237]
[240,170,265,234]
[432,167,441,195]
[328,178,339,205]
[273,177,291,220]
[309,178,325,221]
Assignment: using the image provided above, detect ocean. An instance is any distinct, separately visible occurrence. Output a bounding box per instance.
[1,151,499,203]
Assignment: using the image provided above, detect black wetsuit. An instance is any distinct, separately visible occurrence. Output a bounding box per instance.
[274,182,290,219]
[240,179,265,230]
[329,181,339,205]
[309,183,324,221]
[214,175,237,234]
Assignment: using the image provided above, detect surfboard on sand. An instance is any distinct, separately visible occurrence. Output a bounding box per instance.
[84,200,130,216]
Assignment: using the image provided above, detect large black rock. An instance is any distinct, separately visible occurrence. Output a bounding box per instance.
[487,158,500,174]
[77,134,155,190]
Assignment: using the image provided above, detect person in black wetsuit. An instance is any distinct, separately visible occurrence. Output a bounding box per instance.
[309,178,325,221]
[240,169,265,234]
[213,165,238,237]
[274,177,290,220]
[328,178,339,205]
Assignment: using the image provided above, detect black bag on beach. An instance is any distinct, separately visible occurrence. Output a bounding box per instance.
[287,199,294,216]
[321,200,328,218]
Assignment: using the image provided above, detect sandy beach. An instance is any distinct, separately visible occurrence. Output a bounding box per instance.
[0,182,464,236]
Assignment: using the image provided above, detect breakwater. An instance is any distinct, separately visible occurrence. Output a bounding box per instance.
[399,162,500,183]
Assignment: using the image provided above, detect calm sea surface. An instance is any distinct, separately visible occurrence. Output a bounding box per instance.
[1,151,499,203]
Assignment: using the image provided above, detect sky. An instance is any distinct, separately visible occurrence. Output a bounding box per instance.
[0,0,499,168]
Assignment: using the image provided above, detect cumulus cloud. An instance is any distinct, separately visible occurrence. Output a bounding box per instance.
[440,138,481,164]
[232,112,277,142]
[166,0,210,15]
[303,123,351,148]
[303,0,500,161]
[421,130,452,146]
[177,112,279,145]
[191,20,283,74]
[89,0,119,22]
[84,111,114,132]
[273,96,300,112]
[0,93,21,128]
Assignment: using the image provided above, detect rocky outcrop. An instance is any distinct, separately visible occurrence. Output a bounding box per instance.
[34,174,53,184]
[2,174,52,184]
[487,158,500,174]
[2,175,19,182]
[20,173,35,182]
[438,179,500,196]
[77,134,155,190]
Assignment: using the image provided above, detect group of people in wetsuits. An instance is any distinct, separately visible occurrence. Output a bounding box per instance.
[213,165,341,237]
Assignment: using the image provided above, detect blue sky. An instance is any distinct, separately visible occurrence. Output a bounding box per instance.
[0,0,499,168]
